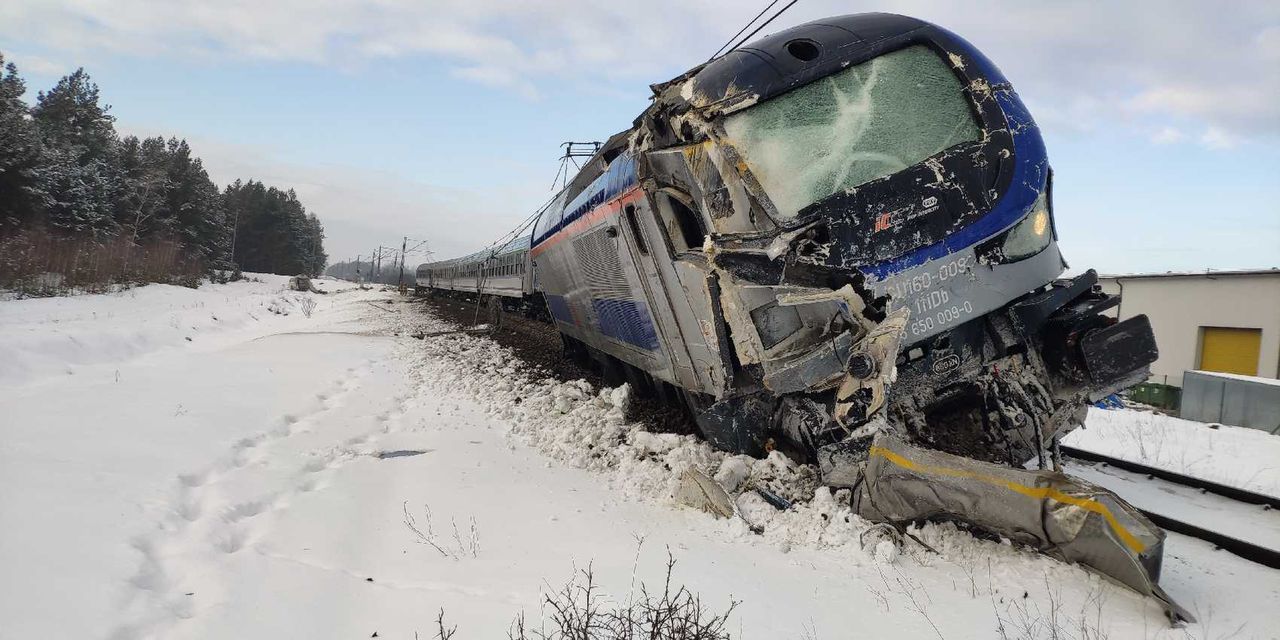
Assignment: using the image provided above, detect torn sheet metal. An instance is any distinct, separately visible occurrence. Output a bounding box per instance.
[762,331,855,394]
[757,284,884,394]
[834,307,909,426]
[674,468,736,519]
[847,433,1193,623]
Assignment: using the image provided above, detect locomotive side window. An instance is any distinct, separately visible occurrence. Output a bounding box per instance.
[624,205,649,256]
[656,192,706,254]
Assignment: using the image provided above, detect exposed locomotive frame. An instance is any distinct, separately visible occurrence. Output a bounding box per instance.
[419,13,1186,620]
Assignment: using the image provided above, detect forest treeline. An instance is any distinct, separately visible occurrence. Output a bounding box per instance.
[0,54,326,295]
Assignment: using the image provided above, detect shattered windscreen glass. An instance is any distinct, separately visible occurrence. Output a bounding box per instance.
[722,45,982,220]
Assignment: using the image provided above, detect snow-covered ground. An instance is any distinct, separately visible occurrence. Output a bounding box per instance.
[2,279,1278,639]
[1065,407,1280,498]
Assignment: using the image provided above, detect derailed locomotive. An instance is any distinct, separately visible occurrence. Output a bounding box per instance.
[419,13,1182,618]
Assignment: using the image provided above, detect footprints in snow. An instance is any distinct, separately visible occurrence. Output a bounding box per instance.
[111,360,393,639]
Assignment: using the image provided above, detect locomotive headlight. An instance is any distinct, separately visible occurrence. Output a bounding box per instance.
[993,192,1052,262]
[1031,208,1048,236]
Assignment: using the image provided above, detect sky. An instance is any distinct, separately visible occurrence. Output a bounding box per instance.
[1,0,1277,274]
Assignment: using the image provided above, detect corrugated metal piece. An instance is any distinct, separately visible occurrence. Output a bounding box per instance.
[842,432,1191,623]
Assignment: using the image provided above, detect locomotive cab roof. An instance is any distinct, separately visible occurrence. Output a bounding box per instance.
[652,13,1006,119]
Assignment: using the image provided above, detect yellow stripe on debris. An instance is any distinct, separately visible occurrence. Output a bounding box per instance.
[869,446,1147,554]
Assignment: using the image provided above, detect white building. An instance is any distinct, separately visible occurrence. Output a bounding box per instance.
[1098,269,1280,387]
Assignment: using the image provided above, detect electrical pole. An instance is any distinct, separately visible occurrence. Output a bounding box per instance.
[355,254,362,283]
[398,236,408,289]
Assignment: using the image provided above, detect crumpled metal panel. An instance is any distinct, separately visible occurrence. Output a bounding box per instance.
[850,432,1192,623]
[762,330,853,394]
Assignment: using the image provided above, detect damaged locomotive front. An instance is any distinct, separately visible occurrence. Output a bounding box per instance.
[614,13,1177,617]
[630,13,1157,478]
[482,11,1180,620]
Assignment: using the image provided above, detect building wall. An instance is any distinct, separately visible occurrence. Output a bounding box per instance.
[1098,273,1280,387]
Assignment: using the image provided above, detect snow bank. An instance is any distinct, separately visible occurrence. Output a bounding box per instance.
[0,274,357,387]
[1065,407,1280,498]
[380,307,1280,637]
[384,308,1071,565]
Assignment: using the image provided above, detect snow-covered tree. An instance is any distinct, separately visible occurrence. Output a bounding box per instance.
[0,61,327,289]
[31,68,121,237]
[161,138,226,264]
[0,54,51,235]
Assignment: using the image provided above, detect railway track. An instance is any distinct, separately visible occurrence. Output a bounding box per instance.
[1060,445,1280,570]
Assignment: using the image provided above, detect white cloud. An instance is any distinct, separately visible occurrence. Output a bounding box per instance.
[4,1,1277,141]
[3,51,66,76]
[450,65,540,100]
[1199,126,1242,150]
[1257,25,1280,61]
[1150,126,1185,145]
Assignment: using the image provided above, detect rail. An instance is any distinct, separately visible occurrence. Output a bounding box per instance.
[1060,445,1280,569]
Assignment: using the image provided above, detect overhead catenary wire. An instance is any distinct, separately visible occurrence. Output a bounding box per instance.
[449,141,591,322]
[722,0,800,57]
[708,0,782,61]
[466,190,562,324]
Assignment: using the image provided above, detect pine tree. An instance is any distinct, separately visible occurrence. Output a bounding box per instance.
[161,138,226,265]
[305,213,327,276]
[223,180,325,275]
[32,68,121,237]
[0,55,51,235]
[2,63,328,287]
[115,135,171,241]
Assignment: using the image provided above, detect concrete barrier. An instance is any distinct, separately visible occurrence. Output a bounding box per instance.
[1180,370,1280,433]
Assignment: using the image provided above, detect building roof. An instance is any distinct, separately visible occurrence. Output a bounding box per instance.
[1187,370,1280,387]
[1099,268,1280,280]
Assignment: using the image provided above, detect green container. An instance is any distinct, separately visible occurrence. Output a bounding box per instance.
[1126,382,1181,411]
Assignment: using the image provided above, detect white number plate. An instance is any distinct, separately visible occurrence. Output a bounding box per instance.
[875,255,978,337]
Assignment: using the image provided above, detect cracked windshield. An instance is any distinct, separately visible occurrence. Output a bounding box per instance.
[723,45,982,219]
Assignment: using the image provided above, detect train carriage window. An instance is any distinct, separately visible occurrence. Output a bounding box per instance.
[624,205,649,256]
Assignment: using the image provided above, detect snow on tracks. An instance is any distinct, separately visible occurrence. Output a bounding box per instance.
[1065,407,1280,498]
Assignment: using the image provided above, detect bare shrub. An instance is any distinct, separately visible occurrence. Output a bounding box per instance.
[436,608,457,639]
[509,549,738,640]
[299,297,317,318]
[986,565,1113,640]
[0,227,204,296]
[403,502,480,559]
